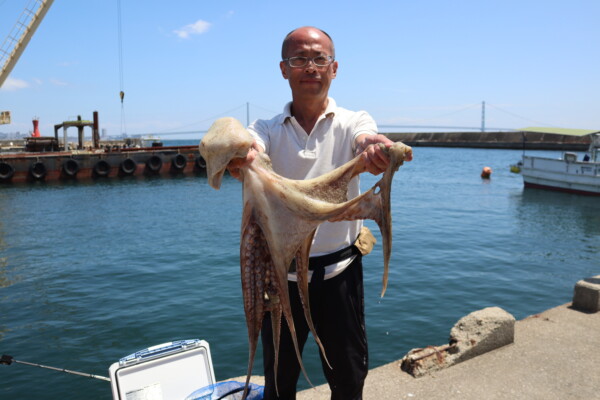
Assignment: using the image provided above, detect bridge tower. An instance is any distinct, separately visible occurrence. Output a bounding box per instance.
[481,101,486,132]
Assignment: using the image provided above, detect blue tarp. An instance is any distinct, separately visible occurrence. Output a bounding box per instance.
[185,381,264,400]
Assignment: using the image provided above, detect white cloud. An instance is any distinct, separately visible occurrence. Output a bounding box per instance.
[1,77,29,91]
[49,78,68,86]
[174,20,211,39]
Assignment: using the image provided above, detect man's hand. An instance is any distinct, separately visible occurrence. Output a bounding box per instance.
[227,141,262,180]
[355,134,397,175]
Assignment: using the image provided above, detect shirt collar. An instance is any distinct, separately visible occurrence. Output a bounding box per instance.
[280,97,337,125]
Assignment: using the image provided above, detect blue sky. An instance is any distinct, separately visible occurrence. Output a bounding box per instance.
[1,0,599,139]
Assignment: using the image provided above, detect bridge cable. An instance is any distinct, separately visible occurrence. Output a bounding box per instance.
[486,103,561,128]
[154,103,248,134]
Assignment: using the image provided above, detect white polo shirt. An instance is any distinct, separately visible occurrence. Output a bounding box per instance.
[247,98,377,280]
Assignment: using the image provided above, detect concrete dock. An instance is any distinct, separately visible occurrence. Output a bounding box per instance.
[297,303,600,400]
[237,302,599,399]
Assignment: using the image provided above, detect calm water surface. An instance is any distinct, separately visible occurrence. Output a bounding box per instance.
[1,146,598,399]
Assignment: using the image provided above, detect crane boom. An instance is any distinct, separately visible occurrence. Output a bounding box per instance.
[0,0,55,89]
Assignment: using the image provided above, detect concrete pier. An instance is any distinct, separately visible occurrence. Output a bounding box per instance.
[232,303,599,399]
[229,277,600,399]
[232,295,599,399]
[294,303,600,399]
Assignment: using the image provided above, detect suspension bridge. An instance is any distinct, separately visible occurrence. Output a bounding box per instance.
[130,101,544,138]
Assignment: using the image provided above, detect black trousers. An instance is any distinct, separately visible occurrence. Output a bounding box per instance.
[261,255,368,400]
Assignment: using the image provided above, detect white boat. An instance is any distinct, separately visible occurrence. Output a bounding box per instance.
[519,127,600,196]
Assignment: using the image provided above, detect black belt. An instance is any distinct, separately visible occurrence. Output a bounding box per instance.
[309,244,359,270]
[310,244,359,289]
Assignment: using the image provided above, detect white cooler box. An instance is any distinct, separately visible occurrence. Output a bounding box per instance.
[109,339,215,400]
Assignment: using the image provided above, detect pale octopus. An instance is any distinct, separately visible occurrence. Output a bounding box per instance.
[199,117,412,397]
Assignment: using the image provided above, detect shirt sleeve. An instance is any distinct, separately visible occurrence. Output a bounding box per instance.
[351,111,378,151]
[247,119,269,153]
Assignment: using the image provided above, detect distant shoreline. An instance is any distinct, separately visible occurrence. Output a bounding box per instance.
[385,131,591,151]
[2,131,592,151]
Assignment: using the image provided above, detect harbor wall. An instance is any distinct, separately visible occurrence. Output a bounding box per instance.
[385,131,591,150]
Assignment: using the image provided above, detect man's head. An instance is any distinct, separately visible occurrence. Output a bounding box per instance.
[281,27,335,60]
[279,27,338,101]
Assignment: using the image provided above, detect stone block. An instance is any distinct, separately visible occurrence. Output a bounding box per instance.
[400,306,515,377]
[572,275,600,313]
[449,306,515,363]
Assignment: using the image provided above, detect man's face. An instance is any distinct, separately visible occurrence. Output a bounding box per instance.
[279,28,338,99]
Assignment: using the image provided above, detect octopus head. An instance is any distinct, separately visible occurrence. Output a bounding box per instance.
[199,117,254,189]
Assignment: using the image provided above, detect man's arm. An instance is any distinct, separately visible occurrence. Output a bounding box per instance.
[355,133,399,175]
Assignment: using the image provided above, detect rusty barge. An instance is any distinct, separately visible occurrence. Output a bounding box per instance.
[0,112,205,184]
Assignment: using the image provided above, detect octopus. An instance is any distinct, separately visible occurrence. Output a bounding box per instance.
[199,117,412,397]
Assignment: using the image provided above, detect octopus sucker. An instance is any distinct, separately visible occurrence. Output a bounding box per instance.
[200,117,412,398]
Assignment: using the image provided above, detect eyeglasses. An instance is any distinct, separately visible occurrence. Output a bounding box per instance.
[282,55,335,68]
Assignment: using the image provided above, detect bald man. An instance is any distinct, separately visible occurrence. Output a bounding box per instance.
[238,26,395,400]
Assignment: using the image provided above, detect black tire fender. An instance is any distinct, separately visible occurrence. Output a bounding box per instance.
[195,156,206,169]
[120,158,137,175]
[93,159,111,177]
[0,162,15,181]
[30,161,47,180]
[146,155,163,173]
[62,159,80,177]
[171,153,187,170]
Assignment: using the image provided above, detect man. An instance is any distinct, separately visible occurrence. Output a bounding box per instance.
[230,26,398,400]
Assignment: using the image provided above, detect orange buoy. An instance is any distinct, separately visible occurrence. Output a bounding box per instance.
[481,166,492,179]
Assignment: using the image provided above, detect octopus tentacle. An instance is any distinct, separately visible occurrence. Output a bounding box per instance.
[200,117,413,399]
[240,205,315,395]
[269,242,314,389]
[240,209,266,396]
[294,232,332,369]
[268,297,282,395]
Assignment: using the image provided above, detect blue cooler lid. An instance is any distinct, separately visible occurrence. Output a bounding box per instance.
[109,339,215,400]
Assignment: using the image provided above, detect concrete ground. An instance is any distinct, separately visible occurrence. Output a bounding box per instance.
[237,303,600,399]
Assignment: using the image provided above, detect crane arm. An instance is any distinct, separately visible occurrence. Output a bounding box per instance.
[0,0,55,89]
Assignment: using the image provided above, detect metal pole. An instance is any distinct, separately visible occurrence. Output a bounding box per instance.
[93,111,100,148]
[246,102,249,127]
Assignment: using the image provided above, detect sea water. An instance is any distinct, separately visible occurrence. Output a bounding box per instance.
[0,146,598,399]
